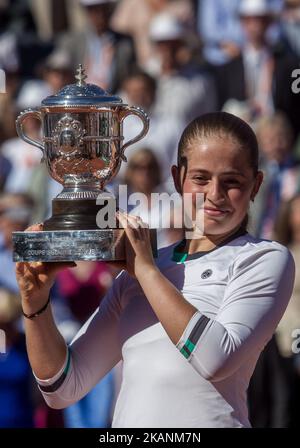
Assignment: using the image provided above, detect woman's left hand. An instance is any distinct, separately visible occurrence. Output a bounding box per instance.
[114,210,157,278]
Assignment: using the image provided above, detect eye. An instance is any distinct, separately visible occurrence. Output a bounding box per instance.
[224,178,241,186]
[193,176,208,183]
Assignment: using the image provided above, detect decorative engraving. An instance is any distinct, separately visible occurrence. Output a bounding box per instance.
[57,191,100,200]
[46,115,86,160]
[12,230,124,262]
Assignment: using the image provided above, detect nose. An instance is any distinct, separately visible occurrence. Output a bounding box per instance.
[205,177,226,204]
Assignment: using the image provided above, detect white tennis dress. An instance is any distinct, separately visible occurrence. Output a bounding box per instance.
[35,232,295,428]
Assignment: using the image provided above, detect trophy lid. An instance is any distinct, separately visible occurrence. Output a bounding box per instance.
[42,64,123,107]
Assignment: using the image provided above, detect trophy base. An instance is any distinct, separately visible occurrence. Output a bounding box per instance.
[12,229,157,262]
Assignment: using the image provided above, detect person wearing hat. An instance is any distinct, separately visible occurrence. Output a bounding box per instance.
[51,0,137,93]
[279,0,300,58]
[147,12,217,125]
[111,0,194,70]
[197,0,243,66]
[215,0,300,137]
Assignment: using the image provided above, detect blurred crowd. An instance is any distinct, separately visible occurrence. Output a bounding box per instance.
[0,0,300,428]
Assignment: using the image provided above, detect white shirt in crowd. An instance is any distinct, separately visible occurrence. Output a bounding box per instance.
[2,138,42,193]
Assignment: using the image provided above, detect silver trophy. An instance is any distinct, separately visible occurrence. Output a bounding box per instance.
[12,65,156,262]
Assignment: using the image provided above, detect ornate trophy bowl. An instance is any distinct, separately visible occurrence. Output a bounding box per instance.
[12,65,157,262]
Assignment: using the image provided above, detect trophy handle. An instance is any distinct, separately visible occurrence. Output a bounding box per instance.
[119,106,150,162]
[16,109,44,152]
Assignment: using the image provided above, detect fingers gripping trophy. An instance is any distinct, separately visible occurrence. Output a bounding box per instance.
[12,65,156,262]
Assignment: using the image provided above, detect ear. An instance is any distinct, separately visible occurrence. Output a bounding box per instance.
[251,171,264,201]
[171,165,182,195]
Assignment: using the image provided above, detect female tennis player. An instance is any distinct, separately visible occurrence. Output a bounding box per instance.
[16,112,295,428]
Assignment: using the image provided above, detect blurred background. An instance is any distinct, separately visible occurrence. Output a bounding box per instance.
[0,0,300,428]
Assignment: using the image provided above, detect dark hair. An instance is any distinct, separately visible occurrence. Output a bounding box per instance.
[273,193,300,246]
[177,112,259,174]
[122,70,157,95]
[124,147,161,188]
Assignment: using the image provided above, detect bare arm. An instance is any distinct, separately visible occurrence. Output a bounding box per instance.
[22,297,68,380]
[15,225,76,379]
[16,227,124,410]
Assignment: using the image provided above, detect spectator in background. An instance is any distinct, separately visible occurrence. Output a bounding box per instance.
[0,0,38,73]
[52,0,136,93]
[270,194,300,427]
[197,0,243,65]
[148,13,217,125]
[0,124,11,190]
[0,2,22,142]
[30,0,86,42]
[247,335,292,427]
[0,70,20,141]
[0,288,35,427]
[0,154,11,191]
[0,0,54,79]
[111,0,194,70]
[215,0,300,136]
[123,148,183,249]
[56,261,117,428]
[1,106,43,194]
[0,16,19,74]
[0,0,37,35]
[23,51,75,99]
[279,0,300,58]
[114,70,184,190]
[198,0,283,66]
[56,262,113,325]
[0,193,34,294]
[273,195,300,357]
[250,112,300,238]
[37,50,74,94]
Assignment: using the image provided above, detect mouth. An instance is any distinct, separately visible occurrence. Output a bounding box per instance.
[203,207,230,217]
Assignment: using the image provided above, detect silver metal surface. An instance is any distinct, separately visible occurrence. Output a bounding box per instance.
[13,65,153,263]
[42,64,123,107]
[15,65,150,197]
[12,229,126,262]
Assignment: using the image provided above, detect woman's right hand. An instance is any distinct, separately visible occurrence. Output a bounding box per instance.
[15,223,76,315]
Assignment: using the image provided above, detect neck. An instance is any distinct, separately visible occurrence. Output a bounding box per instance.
[183,225,244,254]
[247,40,266,51]
[95,28,109,37]
[292,233,300,245]
[161,61,177,76]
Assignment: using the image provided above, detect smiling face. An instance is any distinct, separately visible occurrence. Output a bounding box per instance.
[172,135,263,237]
